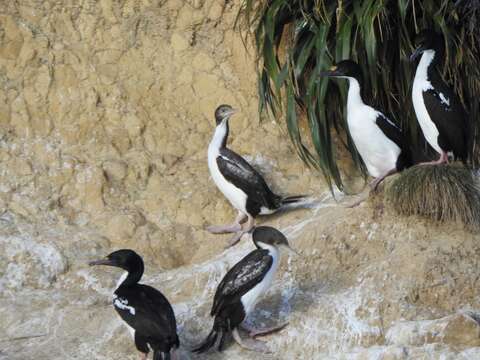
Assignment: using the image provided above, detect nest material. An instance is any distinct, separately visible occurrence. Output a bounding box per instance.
[386,164,480,229]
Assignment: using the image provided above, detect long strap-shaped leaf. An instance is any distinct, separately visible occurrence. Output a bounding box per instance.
[237,0,480,189]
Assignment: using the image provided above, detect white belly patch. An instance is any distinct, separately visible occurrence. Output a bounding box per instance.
[412,84,441,154]
[208,149,247,213]
[241,248,279,315]
[348,110,401,178]
[412,50,442,154]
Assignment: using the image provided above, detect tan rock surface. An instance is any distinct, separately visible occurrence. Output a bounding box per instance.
[1,1,480,359]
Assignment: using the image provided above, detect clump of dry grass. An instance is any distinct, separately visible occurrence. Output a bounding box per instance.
[386,164,480,229]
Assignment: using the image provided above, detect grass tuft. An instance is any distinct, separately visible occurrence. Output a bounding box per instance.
[386,164,480,229]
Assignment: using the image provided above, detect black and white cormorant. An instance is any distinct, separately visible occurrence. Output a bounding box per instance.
[193,226,293,354]
[410,29,469,165]
[207,105,306,247]
[320,60,412,189]
[89,249,179,360]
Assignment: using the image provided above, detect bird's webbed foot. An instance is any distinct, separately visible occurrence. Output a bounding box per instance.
[225,231,246,248]
[369,178,383,192]
[206,223,243,234]
[224,215,255,249]
[232,328,271,353]
[241,322,289,338]
[206,212,247,234]
[418,151,449,166]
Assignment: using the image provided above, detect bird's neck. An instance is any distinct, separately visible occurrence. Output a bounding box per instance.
[256,242,279,257]
[416,50,438,81]
[347,77,366,110]
[210,119,229,150]
[117,267,143,287]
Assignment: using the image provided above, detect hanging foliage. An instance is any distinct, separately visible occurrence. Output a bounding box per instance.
[235,0,480,192]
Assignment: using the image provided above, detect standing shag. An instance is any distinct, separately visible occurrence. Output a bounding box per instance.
[320,60,412,189]
[90,249,179,360]
[193,226,293,354]
[410,29,469,165]
[207,104,306,247]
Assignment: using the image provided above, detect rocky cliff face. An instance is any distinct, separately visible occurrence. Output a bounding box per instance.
[1,1,480,359]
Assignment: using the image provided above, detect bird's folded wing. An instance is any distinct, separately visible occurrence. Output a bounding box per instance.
[217,148,276,206]
[211,249,272,316]
[375,112,405,149]
[114,285,177,339]
[423,86,467,154]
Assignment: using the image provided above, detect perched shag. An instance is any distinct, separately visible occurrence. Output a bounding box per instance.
[320,60,412,189]
[89,249,179,360]
[207,104,306,246]
[193,226,293,354]
[410,29,469,165]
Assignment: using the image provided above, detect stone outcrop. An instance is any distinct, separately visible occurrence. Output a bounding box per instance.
[1,1,480,359]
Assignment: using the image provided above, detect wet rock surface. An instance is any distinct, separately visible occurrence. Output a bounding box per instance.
[1,1,480,359]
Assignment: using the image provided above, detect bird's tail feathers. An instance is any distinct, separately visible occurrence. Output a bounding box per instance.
[153,351,170,360]
[192,328,224,353]
[279,195,313,209]
[192,316,228,353]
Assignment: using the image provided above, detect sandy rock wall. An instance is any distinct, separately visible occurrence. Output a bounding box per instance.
[2,1,480,360]
[0,0,319,272]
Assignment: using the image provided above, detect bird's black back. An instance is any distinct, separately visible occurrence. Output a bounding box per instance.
[375,112,413,170]
[114,283,179,353]
[211,249,273,317]
[217,148,280,215]
[423,70,468,161]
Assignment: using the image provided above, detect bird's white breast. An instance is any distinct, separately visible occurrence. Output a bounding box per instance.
[412,50,441,154]
[240,245,279,315]
[208,121,247,213]
[116,271,128,288]
[346,78,401,178]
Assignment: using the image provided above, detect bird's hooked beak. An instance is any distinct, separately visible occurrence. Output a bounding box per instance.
[89,257,116,267]
[319,65,342,78]
[226,108,237,118]
[410,46,425,62]
[219,108,237,124]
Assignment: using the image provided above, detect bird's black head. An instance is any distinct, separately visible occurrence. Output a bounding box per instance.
[252,226,296,253]
[320,60,363,84]
[89,249,144,274]
[410,29,444,61]
[214,104,236,125]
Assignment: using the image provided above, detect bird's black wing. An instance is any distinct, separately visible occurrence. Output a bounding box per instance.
[423,74,468,159]
[375,112,405,149]
[217,148,278,208]
[113,284,178,346]
[211,249,272,316]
